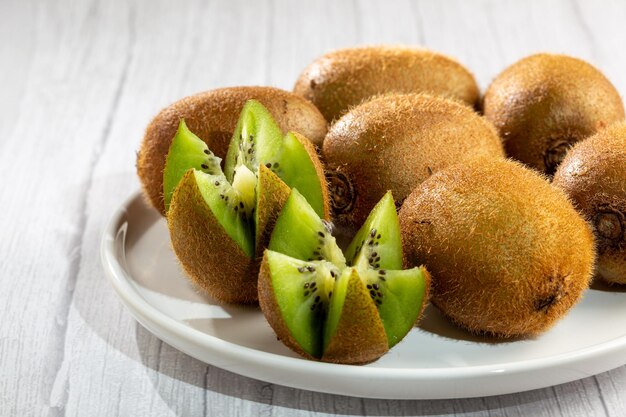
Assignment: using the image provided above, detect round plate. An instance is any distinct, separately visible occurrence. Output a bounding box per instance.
[101,191,626,399]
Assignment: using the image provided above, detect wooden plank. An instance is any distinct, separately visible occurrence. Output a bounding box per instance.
[1,0,625,415]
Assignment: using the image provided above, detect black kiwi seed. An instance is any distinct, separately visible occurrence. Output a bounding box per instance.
[214,181,220,186]
[377,234,381,239]
[224,196,229,202]
[304,291,309,296]
[379,270,386,275]
[370,228,377,238]
[377,292,383,297]
[299,267,307,274]
[310,282,317,288]
[315,296,320,303]
[201,164,209,169]
[307,266,315,272]
[265,163,272,168]
[373,284,379,290]
[330,270,336,278]
[203,149,210,155]
[219,194,224,199]
[329,291,333,298]
[318,232,325,238]
[367,284,372,289]
[370,290,376,297]
[310,304,315,310]
[312,287,318,293]
[371,252,378,257]
[273,162,279,168]
[376,300,382,305]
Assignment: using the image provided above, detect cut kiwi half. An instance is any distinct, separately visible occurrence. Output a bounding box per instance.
[165,101,329,304]
[259,190,430,364]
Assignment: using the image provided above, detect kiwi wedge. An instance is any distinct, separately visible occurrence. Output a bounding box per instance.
[259,190,430,364]
[293,46,479,122]
[399,158,595,337]
[138,86,328,215]
[483,53,625,176]
[166,101,329,304]
[323,93,504,233]
[553,122,626,284]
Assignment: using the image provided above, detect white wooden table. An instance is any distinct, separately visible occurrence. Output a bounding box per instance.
[2,0,626,415]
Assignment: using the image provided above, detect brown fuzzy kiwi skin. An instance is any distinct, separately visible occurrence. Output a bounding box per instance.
[553,123,626,284]
[483,53,625,176]
[255,165,291,259]
[137,86,328,215]
[399,158,596,338]
[258,252,317,360]
[167,170,257,304]
[323,93,504,234]
[294,45,480,122]
[322,269,389,365]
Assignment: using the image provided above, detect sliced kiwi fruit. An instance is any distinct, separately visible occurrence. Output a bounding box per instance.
[553,122,626,284]
[322,93,504,234]
[293,46,480,122]
[166,101,329,304]
[137,86,328,216]
[258,190,430,364]
[483,53,625,176]
[399,158,595,337]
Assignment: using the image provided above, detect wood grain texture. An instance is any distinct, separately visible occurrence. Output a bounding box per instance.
[0,0,625,416]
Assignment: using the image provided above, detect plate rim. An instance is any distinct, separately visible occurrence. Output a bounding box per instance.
[101,191,626,398]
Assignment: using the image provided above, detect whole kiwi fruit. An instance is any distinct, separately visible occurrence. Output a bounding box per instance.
[554,122,626,284]
[399,158,595,338]
[293,45,480,122]
[323,93,504,233]
[483,53,625,176]
[137,86,328,215]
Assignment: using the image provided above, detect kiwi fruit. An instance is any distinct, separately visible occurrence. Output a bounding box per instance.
[483,53,625,176]
[138,86,328,215]
[293,45,480,122]
[399,158,595,337]
[166,101,329,304]
[259,190,430,364]
[323,93,504,233]
[553,122,626,284]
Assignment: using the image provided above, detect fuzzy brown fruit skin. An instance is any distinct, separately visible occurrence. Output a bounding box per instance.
[138,86,328,215]
[553,123,626,284]
[483,53,625,176]
[323,93,504,234]
[399,158,595,338]
[294,45,480,122]
[321,270,389,365]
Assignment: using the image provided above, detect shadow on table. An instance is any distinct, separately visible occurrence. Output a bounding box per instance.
[134,322,583,417]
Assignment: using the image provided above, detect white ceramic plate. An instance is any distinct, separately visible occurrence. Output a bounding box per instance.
[101,191,626,399]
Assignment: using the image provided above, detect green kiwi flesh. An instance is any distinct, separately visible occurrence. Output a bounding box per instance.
[225,100,328,218]
[259,190,430,363]
[163,120,222,212]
